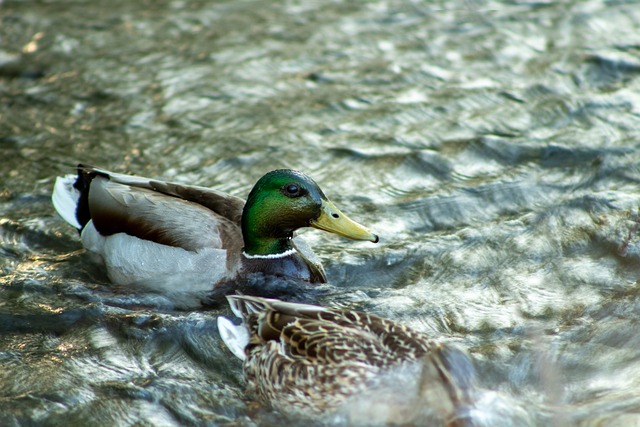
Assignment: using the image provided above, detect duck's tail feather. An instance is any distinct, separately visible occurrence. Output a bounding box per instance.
[52,164,103,230]
[52,173,83,229]
[226,294,326,321]
[217,316,249,360]
[226,294,269,319]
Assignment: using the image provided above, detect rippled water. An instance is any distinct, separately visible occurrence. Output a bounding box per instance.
[2,0,640,425]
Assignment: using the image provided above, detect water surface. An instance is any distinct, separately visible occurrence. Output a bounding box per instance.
[2,0,640,425]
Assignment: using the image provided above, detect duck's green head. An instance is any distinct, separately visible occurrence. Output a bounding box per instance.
[241,169,378,256]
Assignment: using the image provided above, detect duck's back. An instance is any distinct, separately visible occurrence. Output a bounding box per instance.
[85,176,232,251]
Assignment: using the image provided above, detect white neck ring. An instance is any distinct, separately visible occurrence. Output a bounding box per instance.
[242,248,296,260]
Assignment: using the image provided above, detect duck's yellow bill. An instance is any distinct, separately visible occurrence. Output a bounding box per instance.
[310,200,379,243]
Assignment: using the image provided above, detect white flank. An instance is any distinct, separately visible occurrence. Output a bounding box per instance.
[52,174,82,229]
[217,316,249,361]
[81,223,228,286]
[242,248,297,259]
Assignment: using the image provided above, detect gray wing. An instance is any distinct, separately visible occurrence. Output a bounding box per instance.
[81,166,244,252]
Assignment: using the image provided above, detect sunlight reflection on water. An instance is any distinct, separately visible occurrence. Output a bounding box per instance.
[2,0,640,425]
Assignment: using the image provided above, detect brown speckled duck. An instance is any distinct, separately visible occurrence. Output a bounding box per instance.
[218,295,475,425]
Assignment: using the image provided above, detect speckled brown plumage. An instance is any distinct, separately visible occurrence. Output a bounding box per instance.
[224,296,475,424]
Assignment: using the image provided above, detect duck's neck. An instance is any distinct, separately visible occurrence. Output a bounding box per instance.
[241,203,296,256]
[242,237,294,257]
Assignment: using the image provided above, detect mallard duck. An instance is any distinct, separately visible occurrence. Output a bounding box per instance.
[52,166,378,299]
[218,295,475,425]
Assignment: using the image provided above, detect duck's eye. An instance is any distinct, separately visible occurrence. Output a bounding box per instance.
[283,183,301,197]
